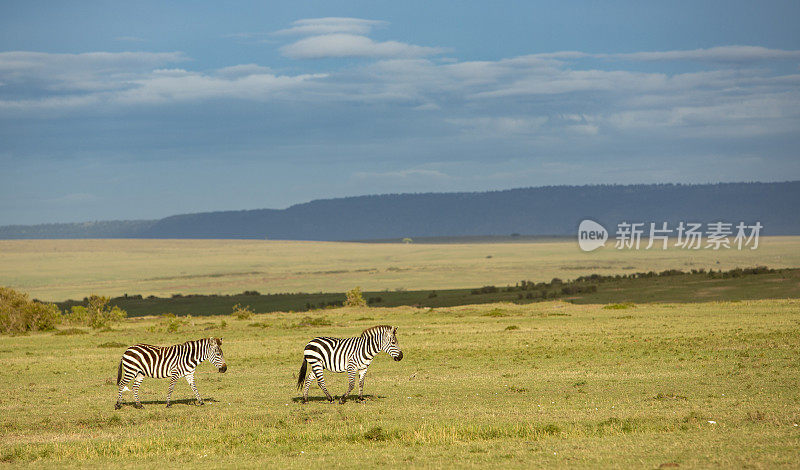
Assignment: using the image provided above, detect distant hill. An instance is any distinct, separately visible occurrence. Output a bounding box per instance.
[1,182,798,240]
[0,219,156,239]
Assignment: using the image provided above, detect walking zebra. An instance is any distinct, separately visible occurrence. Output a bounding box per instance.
[115,337,227,409]
[297,325,403,404]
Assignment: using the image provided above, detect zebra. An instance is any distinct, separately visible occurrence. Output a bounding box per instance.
[115,337,227,409]
[297,325,403,404]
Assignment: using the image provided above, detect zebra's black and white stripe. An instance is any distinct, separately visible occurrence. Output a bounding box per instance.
[115,337,227,409]
[297,325,403,404]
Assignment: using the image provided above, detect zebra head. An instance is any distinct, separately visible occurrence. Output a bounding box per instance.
[208,337,227,373]
[384,326,403,362]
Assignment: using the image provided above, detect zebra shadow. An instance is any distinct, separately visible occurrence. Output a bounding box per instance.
[291,394,385,403]
[118,398,220,407]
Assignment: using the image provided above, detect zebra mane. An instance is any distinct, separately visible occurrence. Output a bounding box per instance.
[360,325,393,338]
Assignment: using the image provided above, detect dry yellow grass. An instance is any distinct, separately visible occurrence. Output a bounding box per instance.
[1,236,799,301]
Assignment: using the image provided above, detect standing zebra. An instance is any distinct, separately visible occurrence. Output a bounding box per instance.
[115,337,227,409]
[297,325,403,404]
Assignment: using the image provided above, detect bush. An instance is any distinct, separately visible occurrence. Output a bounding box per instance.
[471,285,498,295]
[295,316,332,327]
[0,287,62,334]
[345,286,367,307]
[86,295,127,329]
[232,303,254,320]
[603,303,636,310]
[55,328,87,336]
[65,306,89,325]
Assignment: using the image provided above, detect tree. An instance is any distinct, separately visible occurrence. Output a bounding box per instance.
[345,286,367,307]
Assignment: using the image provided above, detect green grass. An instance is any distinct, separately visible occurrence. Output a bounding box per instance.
[51,267,800,317]
[1,299,799,468]
[2,237,800,301]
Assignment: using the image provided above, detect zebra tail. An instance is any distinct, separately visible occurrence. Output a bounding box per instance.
[116,359,123,386]
[296,358,308,391]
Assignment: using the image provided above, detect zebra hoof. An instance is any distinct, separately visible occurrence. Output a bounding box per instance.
[197,401,205,406]
[165,403,171,408]
[114,403,122,410]
[133,403,143,409]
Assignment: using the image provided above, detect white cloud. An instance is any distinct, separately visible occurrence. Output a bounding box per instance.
[608,45,800,63]
[215,64,273,77]
[0,51,186,74]
[273,17,386,36]
[0,52,325,112]
[2,41,799,149]
[281,34,445,59]
[0,51,188,94]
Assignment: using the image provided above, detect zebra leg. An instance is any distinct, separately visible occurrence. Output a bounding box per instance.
[132,373,145,409]
[115,384,124,410]
[166,375,178,407]
[340,365,358,404]
[311,363,333,402]
[358,369,368,402]
[115,370,134,409]
[302,369,315,404]
[186,372,203,405]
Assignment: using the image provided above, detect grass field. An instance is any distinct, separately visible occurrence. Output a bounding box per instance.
[2,237,800,302]
[2,238,800,467]
[2,299,799,468]
[51,267,800,317]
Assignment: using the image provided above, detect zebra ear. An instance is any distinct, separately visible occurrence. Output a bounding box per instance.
[216,337,223,346]
[392,326,398,335]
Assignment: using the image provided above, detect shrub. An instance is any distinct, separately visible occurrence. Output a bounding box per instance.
[54,328,87,336]
[363,426,391,441]
[65,306,89,325]
[85,295,127,329]
[483,308,507,317]
[603,303,636,310]
[232,303,254,320]
[345,286,367,307]
[295,316,332,327]
[471,285,498,295]
[0,287,62,334]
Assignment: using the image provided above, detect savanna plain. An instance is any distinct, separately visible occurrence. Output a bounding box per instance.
[1,238,799,468]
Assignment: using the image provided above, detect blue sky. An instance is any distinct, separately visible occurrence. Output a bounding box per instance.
[1,1,799,225]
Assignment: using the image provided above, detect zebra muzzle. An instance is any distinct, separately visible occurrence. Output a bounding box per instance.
[394,352,403,361]
[219,364,228,373]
